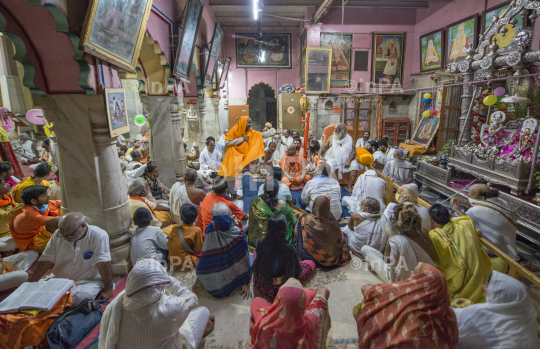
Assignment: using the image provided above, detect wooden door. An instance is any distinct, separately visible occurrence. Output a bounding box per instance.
[228,105,249,129]
[266,102,277,127]
[436,86,461,150]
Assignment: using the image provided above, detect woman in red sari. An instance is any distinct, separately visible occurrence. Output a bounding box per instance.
[250,278,330,349]
[356,263,458,349]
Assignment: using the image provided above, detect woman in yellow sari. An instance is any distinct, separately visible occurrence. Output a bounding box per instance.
[218,116,265,199]
[248,180,296,251]
[428,204,493,305]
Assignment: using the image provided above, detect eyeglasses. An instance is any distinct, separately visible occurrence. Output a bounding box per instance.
[60,221,85,239]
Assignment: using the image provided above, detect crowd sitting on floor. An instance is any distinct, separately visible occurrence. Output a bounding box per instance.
[0,119,537,349]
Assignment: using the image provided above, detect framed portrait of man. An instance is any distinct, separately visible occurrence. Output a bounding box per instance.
[203,23,224,87]
[173,0,204,81]
[370,33,406,88]
[104,88,130,138]
[236,33,292,68]
[320,33,353,88]
[412,116,440,146]
[445,14,478,66]
[420,29,445,72]
[80,0,154,73]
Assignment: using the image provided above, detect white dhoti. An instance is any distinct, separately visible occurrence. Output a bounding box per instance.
[170,183,194,224]
[344,213,388,254]
[342,170,386,213]
[70,281,102,306]
[325,134,361,177]
[179,306,210,349]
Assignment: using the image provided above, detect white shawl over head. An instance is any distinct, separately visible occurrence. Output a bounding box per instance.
[99,258,171,349]
[169,182,193,224]
[356,212,387,252]
[330,134,353,172]
[454,271,538,349]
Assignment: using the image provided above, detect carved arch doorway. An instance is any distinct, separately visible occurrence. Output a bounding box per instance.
[247,82,277,132]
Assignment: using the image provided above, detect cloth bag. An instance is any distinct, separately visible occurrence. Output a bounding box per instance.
[46,299,109,349]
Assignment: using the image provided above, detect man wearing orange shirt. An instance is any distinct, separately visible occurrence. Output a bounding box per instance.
[10,185,61,253]
[197,179,247,235]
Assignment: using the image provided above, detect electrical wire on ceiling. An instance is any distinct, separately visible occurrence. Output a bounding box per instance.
[263,13,311,22]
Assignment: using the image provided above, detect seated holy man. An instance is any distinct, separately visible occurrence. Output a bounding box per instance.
[320,123,360,193]
[10,185,61,253]
[279,144,311,188]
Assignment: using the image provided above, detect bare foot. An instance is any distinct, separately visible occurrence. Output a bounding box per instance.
[231,194,243,200]
[203,315,215,337]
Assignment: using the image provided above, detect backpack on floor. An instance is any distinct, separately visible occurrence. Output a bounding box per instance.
[46,299,109,349]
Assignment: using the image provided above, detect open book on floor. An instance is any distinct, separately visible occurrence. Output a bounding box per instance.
[0,278,74,313]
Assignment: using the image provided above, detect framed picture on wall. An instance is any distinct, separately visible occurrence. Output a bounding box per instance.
[173,0,204,81]
[236,33,292,68]
[320,33,353,88]
[482,1,528,55]
[370,33,407,88]
[305,47,332,94]
[419,29,445,72]
[80,0,154,73]
[218,56,231,89]
[300,30,307,87]
[203,23,224,87]
[445,14,479,66]
[104,88,130,137]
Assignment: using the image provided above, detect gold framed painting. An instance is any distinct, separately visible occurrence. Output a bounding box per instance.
[80,0,154,73]
[305,47,332,94]
[104,88,130,137]
[412,115,440,146]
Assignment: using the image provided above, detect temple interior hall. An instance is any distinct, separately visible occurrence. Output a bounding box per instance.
[1,0,540,348]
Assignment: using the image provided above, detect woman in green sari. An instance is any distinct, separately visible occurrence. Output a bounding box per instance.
[248,179,296,251]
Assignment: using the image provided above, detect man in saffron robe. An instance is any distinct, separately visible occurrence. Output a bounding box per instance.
[12,163,52,203]
[218,116,265,200]
[10,185,61,253]
[280,144,311,188]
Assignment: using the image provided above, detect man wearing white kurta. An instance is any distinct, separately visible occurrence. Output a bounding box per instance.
[451,183,520,260]
[382,148,413,185]
[384,184,431,233]
[198,137,222,184]
[342,198,388,255]
[321,123,360,193]
[355,131,371,148]
[272,134,287,167]
[29,213,114,306]
[281,129,294,147]
[343,169,386,214]
[99,258,213,349]
[301,162,342,220]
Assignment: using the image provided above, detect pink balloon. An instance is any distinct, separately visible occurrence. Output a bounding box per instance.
[26,109,47,125]
[429,109,437,115]
[494,87,506,97]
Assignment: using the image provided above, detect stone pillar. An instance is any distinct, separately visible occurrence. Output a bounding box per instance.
[141,96,176,188]
[48,132,68,210]
[458,71,474,146]
[198,97,208,146]
[38,94,131,275]
[307,96,319,138]
[170,97,186,182]
[0,35,28,115]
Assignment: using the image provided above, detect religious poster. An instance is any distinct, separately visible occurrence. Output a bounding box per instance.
[483,2,526,55]
[203,23,223,87]
[305,47,331,94]
[320,33,353,88]
[445,15,478,65]
[300,31,307,87]
[173,0,204,81]
[420,29,445,72]
[412,115,440,146]
[81,0,154,73]
[236,33,291,68]
[370,33,406,88]
[105,88,130,137]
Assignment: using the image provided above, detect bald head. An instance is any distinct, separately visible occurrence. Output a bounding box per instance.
[58,212,87,242]
[59,212,84,230]
[361,197,380,214]
[185,168,198,183]
[287,143,297,156]
[469,183,498,201]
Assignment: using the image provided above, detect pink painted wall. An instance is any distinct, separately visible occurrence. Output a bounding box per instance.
[413,0,536,74]
[225,28,302,100]
[304,7,417,94]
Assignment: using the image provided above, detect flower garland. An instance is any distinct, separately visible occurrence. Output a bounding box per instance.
[470,89,507,142]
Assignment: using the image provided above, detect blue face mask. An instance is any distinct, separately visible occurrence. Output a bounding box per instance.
[39,204,48,212]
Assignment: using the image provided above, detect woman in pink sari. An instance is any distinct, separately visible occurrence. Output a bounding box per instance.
[250,278,330,349]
